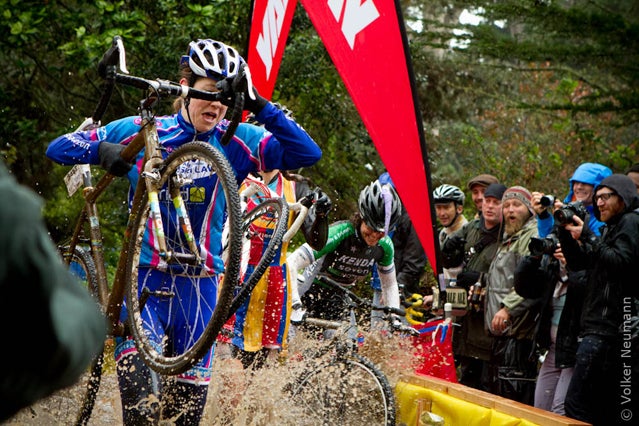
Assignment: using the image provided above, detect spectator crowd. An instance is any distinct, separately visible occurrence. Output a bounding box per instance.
[435,163,639,425]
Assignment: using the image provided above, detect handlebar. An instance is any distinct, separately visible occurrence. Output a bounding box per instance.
[295,275,418,336]
[316,275,406,317]
[116,75,224,102]
[90,36,229,125]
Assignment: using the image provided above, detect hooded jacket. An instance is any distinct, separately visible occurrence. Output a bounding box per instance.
[559,174,639,338]
[538,162,612,237]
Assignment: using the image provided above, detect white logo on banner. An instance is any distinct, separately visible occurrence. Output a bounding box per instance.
[256,0,289,79]
[327,0,380,49]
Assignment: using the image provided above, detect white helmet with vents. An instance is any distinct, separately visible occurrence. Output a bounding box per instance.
[180,39,243,81]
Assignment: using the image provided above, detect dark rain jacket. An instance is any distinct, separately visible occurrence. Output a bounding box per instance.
[0,161,106,420]
[559,174,639,338]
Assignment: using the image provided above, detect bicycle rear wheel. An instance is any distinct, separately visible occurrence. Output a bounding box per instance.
[227,197,289,317]
[59,245,100,301]
[290,353,396,425]
[125,141,243,375]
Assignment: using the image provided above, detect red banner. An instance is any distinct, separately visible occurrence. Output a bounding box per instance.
[300,0,439,274]
[246,0,298,99]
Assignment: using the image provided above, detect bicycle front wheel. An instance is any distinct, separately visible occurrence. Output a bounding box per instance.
[290,353,396,426]
[125,141,243,375]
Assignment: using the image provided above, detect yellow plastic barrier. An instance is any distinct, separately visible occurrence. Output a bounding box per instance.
[396,374,591,426]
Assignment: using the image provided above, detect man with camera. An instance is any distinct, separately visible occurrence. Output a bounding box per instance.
[532,162,612,238]
[557,174,639,425]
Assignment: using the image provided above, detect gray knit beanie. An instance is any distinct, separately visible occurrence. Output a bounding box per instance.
[502,186,535,216]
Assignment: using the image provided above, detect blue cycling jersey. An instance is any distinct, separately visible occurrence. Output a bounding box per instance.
[48,102,321,384]
[47,103,321,274]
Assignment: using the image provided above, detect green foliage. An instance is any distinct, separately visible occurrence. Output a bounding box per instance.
[1,0,637,280]
[404,0,638,201]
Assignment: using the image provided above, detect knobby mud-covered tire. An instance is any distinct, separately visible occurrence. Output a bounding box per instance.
[125,141,243,375]
[289,352,396,425]
[58,245,104,426]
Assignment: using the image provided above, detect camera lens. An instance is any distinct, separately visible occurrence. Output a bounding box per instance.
[528,238,546,256]
[529,234,560,256]
[540,195,555,208]
[554,208,574,225]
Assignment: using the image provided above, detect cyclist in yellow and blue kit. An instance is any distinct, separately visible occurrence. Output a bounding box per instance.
[228,168,331,369]
[46,39,321,425]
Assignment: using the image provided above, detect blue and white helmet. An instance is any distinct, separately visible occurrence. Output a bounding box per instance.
[180,39,243,81]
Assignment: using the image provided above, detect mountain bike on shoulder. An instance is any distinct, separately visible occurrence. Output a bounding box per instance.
[54,35,272,425]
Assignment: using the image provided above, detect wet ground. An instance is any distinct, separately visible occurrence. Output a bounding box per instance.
[4,331,416,425]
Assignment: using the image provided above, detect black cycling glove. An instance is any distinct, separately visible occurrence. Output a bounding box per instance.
[299,190,332,216]
[216,76,268,115]
[299,193,314,209]
[244,86,268,114]
[313,189,332,216]
[98,142,132,177]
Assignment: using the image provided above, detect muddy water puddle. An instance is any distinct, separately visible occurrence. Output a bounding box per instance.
[5,331,417,425]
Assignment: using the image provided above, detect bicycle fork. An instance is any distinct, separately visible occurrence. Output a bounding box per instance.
[140,115,203,268]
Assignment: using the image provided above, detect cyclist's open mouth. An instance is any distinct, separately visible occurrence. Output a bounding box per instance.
[200,112,219,126]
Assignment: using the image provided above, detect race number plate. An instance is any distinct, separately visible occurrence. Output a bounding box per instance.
[64,164,90,197]
[445,287,468,315]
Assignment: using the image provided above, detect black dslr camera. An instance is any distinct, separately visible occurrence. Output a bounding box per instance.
[529,233,560,257]
[553,201,588,226]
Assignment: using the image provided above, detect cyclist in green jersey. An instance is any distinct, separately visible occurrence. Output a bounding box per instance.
[287,180,403,323]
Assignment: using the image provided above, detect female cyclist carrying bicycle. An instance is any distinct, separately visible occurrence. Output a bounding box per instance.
[287,179,403,327]
[46,39,321,425]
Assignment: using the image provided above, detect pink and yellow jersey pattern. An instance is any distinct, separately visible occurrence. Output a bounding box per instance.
[232,174,297,352]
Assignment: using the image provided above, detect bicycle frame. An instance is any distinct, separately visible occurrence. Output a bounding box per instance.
[55,35,288,425]
[63,106,193,335]
[295,274,416,343]
[60,34,250,341]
